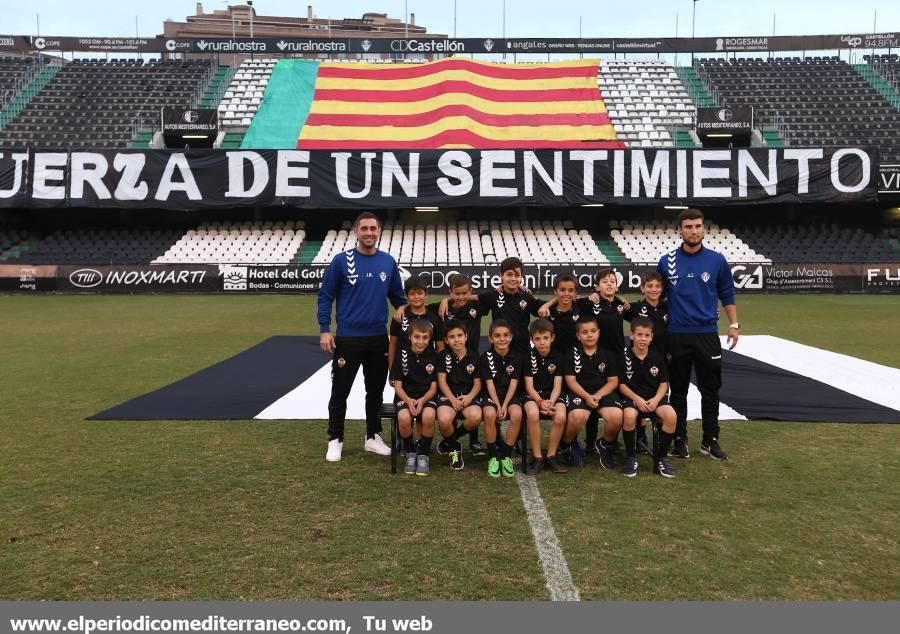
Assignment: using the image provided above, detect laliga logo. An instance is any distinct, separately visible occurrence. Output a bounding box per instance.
[716,108,733,122]
[182,110,199,124]
[361,39,372,52]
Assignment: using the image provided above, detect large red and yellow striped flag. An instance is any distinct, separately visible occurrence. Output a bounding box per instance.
[297,58,623,149]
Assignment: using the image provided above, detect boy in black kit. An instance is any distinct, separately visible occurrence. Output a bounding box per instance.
[480,319,524,479]
[442,257,543,359]
[618,317,678,478]
[623,272,669,358]
[390,320,440,477]
[564,315,624,470]
[576,269,627,453]
[434,274,486,455]
[436,323,483,471]
[545,274,580,354]
[523,319,568,475]
[389,277,444,368]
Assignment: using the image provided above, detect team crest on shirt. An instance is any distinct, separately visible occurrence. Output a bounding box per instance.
[468,308,478,318]
[380,271,387,282]
[617,304,624,314]
[506,364,515,375]
[519,299,528,310]
[426,364,435,374]
[547,363,557,374]
[650,366,659,377]
[663,314,668,323]
[572,397,582,405]
[466,364,475,374]
[701,271,711,283]
[337,358,346,368]
[599,362,606,373]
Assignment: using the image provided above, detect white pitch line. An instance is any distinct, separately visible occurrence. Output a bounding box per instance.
[516,473,581,601]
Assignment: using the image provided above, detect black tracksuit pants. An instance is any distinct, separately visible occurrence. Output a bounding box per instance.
[327,335,388,441]
[667,332,722,444]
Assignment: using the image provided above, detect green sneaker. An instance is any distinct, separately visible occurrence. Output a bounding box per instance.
[501,456,515,478]
[487,456,501,478]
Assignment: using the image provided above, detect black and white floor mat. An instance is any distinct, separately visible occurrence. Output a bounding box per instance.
[90,336,900,424]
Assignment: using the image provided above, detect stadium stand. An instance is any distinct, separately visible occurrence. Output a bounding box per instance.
[732,222,898,263]
[2,228,182,265]
[696,57,900,162]
[218,58,275,129]
[0,58,43,112]
[609,219,770,265]
[599,60,696,148]
[153,221,306,265]
[0,59,215,150]
[313,219,610,266]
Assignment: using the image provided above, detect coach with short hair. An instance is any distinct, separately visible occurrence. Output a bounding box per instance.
[318,212,407,462]
[658,208,739,461]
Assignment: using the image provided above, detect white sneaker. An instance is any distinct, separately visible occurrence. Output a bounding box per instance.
[326,438,343,462]
[364,433,392,456]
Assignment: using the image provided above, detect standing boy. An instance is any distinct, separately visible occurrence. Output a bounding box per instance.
[436,323,483,471]
[389,277,444,368]
[617,317,678,478]
[564,315,624,470]
[480,320,525,478]
[391,320,440,477]
[523,319,568,475]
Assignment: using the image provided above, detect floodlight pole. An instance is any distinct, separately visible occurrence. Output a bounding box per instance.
[691,0,698,63]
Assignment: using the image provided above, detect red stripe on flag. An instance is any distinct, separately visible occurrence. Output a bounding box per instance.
[304,108,612,129]
[297,132,625,150]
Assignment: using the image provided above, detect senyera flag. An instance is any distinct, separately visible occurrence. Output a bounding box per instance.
[296,58,624,149]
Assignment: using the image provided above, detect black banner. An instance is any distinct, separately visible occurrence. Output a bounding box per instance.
[162,109,218,134]
[57,265,219,292]
[697,107,754,134]
[0,148,880,210]
[1,31,898,54]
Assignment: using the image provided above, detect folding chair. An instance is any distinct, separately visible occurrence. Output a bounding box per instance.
[381,402,399,474]
[637,415,662,461]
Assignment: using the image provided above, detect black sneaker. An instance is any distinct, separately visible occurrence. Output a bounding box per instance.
[654,457,677,478]
[597,439,616,470]
[670,438,690,459]
[526,458,543,476]
[544,455,569,474]
[470,440,486,456]
[436,439,451,455]
[568,440,585,467]
[700,438,728,460]
[449,448,465,470]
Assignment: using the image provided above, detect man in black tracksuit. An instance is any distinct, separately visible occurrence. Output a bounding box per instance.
[657,209,740,461]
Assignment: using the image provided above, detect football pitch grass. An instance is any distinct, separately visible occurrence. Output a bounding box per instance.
[1,294,898,600]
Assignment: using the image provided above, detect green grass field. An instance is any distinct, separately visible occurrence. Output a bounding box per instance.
[1,294,899,600]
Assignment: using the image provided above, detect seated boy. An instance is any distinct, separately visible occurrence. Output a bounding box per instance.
[523,319,568,475]
[618,317,678,479]
[564,315,624,469]
[390,320,440,477]
[436,323,483,471]
[480,319,524,478]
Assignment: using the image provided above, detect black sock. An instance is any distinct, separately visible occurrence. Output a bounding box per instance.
[559,440,570,452]
[657,431,673,462]
[469,430,479,443]
[488,442,498,458]
[418,436,433,455]
[585,415,598,445]
[454,425,468,440]
[447,436,462,451]
[503,442,515,458]
[403,435,415,453]
[623,429,637,457]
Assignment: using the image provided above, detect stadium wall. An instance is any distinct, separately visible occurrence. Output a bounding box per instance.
[1,262,898,294]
